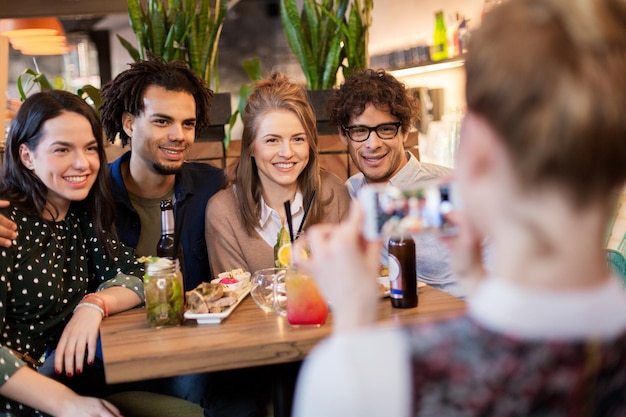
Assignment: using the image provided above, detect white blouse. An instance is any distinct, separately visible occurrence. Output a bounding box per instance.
[255,192,304,248]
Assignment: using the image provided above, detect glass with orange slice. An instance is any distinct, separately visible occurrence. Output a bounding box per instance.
[273,232,328,326]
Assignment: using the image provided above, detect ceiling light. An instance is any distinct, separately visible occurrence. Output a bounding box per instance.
[0,17,68,56]
[0,17,64,38]
[10,35,67,50]
[19,45,71,56]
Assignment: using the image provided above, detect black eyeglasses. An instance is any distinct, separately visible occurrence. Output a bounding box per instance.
[341,122,402,143]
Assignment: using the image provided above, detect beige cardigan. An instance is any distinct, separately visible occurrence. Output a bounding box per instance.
[204,170,351,278]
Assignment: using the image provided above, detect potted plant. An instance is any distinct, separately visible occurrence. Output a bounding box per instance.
[338,0,373,79]
[118,0,235,151]
[279,0,372,133]
[280,0,372,89]
[16,67,101,115]
[117,0,230,91]
[280,0,347,91]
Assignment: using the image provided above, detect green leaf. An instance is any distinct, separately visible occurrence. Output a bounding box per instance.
[15,68,101,118]
[242,57,262,82]
[279,0,371,89]
[302,0,319,65]
[280,0,315,88]
[237,83,254,115]
[224,110,239,149]
[119,0,232,86]
[321,35,342,88]
[77,84,102,116]
[126,0,146,56]
[225,57,262,149]
[116,34,141,62]
[150,0,166,56]
[16,68,56,101]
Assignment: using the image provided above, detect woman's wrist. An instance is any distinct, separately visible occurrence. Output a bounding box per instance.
[77,293,109,318]
[73,302,105,318]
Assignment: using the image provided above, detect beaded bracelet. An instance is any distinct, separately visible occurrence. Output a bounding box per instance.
[82,293,109,318]
[74,302,105,318]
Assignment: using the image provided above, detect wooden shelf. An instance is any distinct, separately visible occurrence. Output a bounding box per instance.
[389,56,465,78]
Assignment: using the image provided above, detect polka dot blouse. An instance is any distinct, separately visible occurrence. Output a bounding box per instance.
[0,205,144,416]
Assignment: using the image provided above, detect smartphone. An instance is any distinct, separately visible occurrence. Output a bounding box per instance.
[358,181,458,241]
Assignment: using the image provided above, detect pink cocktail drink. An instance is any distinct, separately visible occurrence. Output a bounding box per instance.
[285,269,328,326]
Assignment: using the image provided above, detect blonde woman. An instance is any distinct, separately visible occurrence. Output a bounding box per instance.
[205,72,350,276]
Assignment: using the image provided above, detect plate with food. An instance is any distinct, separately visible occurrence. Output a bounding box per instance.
[184,279,251,325]
[210,268,251,292]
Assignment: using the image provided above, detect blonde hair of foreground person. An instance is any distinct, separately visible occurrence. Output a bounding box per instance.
[293,0,626,416]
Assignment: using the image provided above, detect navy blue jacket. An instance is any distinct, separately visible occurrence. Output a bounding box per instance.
[109,152,225,291]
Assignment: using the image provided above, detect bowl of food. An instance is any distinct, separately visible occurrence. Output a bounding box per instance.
[211,268,251,292]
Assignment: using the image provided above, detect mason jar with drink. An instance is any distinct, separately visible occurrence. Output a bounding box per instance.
[143,257,184,328]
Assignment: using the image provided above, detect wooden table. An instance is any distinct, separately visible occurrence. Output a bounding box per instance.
[100,285,466,384]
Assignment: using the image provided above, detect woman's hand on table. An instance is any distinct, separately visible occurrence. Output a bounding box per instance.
[294,203,382,332]
[0,200,17,247]
[54,307,102,377]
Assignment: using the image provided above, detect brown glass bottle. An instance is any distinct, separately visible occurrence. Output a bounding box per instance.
[388,235,418,308]
[157,199,176,259]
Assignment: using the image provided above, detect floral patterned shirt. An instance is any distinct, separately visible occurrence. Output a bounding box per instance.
[293,278,626,417]
[409,317,626,417]
[0,205,144,416]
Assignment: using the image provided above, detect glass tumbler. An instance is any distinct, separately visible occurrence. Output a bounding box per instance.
[273,266,328,327]
[251,268,286,313]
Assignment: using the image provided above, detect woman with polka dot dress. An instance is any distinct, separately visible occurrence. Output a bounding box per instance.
[0,90,144,416]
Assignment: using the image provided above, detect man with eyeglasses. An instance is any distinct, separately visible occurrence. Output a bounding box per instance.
[327,68,463,298]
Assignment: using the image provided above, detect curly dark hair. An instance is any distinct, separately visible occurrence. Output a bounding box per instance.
[327,68,418,134]
[99,57,213,146]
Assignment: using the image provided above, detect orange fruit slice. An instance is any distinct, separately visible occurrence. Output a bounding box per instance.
[276,242,309,268]
[276,243,292,268]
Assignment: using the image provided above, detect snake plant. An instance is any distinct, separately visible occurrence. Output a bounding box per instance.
[340,0,373,79]
[279,0,372,90]
[118,0,231,91]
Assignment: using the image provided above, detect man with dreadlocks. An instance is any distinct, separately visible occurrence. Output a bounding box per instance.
[98,58,264,417]
[99,58,224,293]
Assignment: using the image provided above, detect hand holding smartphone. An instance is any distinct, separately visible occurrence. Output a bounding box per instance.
[357,181,459,241]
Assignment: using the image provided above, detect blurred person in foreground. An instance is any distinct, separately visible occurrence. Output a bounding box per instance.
[327,69,462,297]
[293,0,626,415]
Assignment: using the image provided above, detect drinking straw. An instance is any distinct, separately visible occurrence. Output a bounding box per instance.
[284,200,295,243]
[297,189,316,236]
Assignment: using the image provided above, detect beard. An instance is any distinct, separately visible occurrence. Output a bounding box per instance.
[152,161,183,175]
